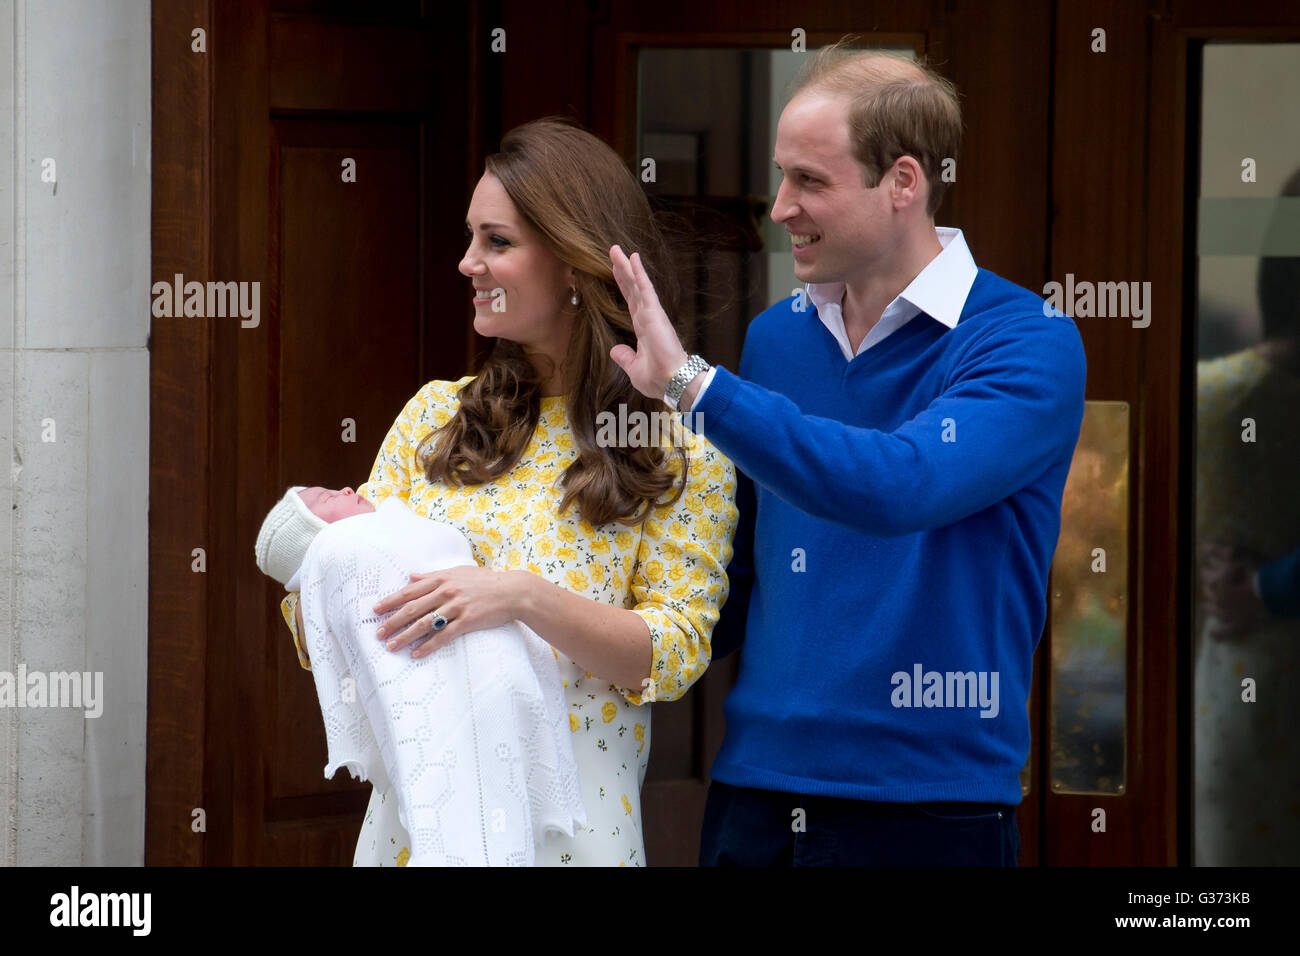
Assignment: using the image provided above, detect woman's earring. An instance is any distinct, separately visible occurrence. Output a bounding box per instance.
[570,286,579,306]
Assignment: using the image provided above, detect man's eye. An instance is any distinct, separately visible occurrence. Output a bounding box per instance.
[463,227,473,239]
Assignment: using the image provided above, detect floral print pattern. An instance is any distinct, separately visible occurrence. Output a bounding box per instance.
[279,376,738,865]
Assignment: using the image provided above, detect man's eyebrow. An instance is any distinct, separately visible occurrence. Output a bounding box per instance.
[773,160,827,178]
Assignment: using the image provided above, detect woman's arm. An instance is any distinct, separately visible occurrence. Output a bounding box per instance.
[377,433,739,700]
[295,597,308,664]
[377,565,651,690]
[618,434,739,704]
[279,591,312,670]
[513,572,652,692]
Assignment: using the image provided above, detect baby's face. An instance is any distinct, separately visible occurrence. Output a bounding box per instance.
[299,486,375,522]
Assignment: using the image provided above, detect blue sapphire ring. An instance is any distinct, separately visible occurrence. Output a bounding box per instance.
[431,611,448,631]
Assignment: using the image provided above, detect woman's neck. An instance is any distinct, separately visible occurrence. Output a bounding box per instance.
[523,346,566,397]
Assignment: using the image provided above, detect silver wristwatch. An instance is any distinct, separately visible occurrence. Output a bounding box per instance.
[664,354,711,410]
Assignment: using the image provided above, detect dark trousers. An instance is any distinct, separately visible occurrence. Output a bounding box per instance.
[699,780,1020,866]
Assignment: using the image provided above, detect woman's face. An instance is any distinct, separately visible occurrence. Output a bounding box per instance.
[459,173,574,353]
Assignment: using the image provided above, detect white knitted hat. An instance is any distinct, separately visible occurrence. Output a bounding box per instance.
[254,486,329,588]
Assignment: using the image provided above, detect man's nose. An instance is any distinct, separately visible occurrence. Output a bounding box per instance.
[341,487,353,496]
[770,180,796,223]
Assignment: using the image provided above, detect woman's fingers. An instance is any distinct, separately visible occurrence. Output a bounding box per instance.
[395,600,470,657]
[374,573,442,641]
[384,604,442,651]
[412,615,462,659]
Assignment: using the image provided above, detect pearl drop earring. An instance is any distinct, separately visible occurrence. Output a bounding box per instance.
[570,287,579,306]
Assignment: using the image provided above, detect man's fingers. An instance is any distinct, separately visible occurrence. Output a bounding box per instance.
[610,344,636,370]
[611,245,645,315]
[610,245,634,296]
[630,252,667,320]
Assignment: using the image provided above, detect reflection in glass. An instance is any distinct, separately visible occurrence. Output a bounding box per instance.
[1049,402,1129,795]
[1193,42,1300,865]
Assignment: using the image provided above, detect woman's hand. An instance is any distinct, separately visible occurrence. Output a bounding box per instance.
[372,566,533,659]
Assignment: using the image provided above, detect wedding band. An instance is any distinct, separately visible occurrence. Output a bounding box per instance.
[431,611,448,631]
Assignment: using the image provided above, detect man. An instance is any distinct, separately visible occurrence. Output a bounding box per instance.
[610,44,1086,866]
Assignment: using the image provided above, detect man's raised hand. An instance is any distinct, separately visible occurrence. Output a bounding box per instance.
[608,244,689,400]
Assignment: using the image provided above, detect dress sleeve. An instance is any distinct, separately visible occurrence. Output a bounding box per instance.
[354,380,450,506]
[621,432,739,705]
[281,591,312,671]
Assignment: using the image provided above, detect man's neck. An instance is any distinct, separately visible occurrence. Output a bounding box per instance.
[840,226,944,350]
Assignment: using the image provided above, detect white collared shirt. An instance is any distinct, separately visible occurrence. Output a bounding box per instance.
[684,227,979,409]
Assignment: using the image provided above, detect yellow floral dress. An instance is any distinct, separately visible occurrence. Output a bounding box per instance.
[279,376,738,866]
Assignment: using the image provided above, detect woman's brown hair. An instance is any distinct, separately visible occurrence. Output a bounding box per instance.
[416,117,689,527]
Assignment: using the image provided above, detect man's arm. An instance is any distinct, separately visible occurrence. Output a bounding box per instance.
[690,322,1085,537]
[608,244,1086,539]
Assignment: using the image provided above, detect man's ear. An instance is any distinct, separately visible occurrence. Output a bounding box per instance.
[890,156,927,209]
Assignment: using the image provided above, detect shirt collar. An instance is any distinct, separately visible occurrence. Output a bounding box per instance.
[804,227,978,330]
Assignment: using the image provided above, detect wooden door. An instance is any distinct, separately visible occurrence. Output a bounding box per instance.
[148,0,480,864]
[150,0,1216,867]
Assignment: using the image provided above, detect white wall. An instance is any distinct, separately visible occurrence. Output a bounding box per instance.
[0,0,149,865]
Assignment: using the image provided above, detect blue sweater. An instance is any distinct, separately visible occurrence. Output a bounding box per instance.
[693,269,1087,805]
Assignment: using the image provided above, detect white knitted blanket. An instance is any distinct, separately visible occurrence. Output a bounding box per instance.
[290,496,586,866]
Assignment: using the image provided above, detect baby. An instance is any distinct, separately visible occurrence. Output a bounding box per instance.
[255,485,585,866]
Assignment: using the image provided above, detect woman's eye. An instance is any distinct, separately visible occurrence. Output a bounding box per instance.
[463,227,473,240]
[490,235,510,247]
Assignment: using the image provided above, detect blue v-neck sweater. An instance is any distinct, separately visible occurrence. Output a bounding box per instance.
[692,269,1087,805]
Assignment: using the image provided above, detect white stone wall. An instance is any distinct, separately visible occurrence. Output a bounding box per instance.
[0,0,150,866]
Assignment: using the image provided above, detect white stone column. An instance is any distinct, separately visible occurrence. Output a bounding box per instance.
[0,0,150,866]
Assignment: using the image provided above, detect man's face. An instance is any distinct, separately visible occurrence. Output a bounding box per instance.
[770,91,893,287]
[299,486,374,523]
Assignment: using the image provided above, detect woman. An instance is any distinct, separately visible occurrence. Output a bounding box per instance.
[279,118,739,866]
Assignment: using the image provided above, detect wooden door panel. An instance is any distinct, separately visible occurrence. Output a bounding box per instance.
[146,0,470,864]
[270,119,424,833]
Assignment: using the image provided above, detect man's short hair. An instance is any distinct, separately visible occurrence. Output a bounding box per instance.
[788,38,963,218]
